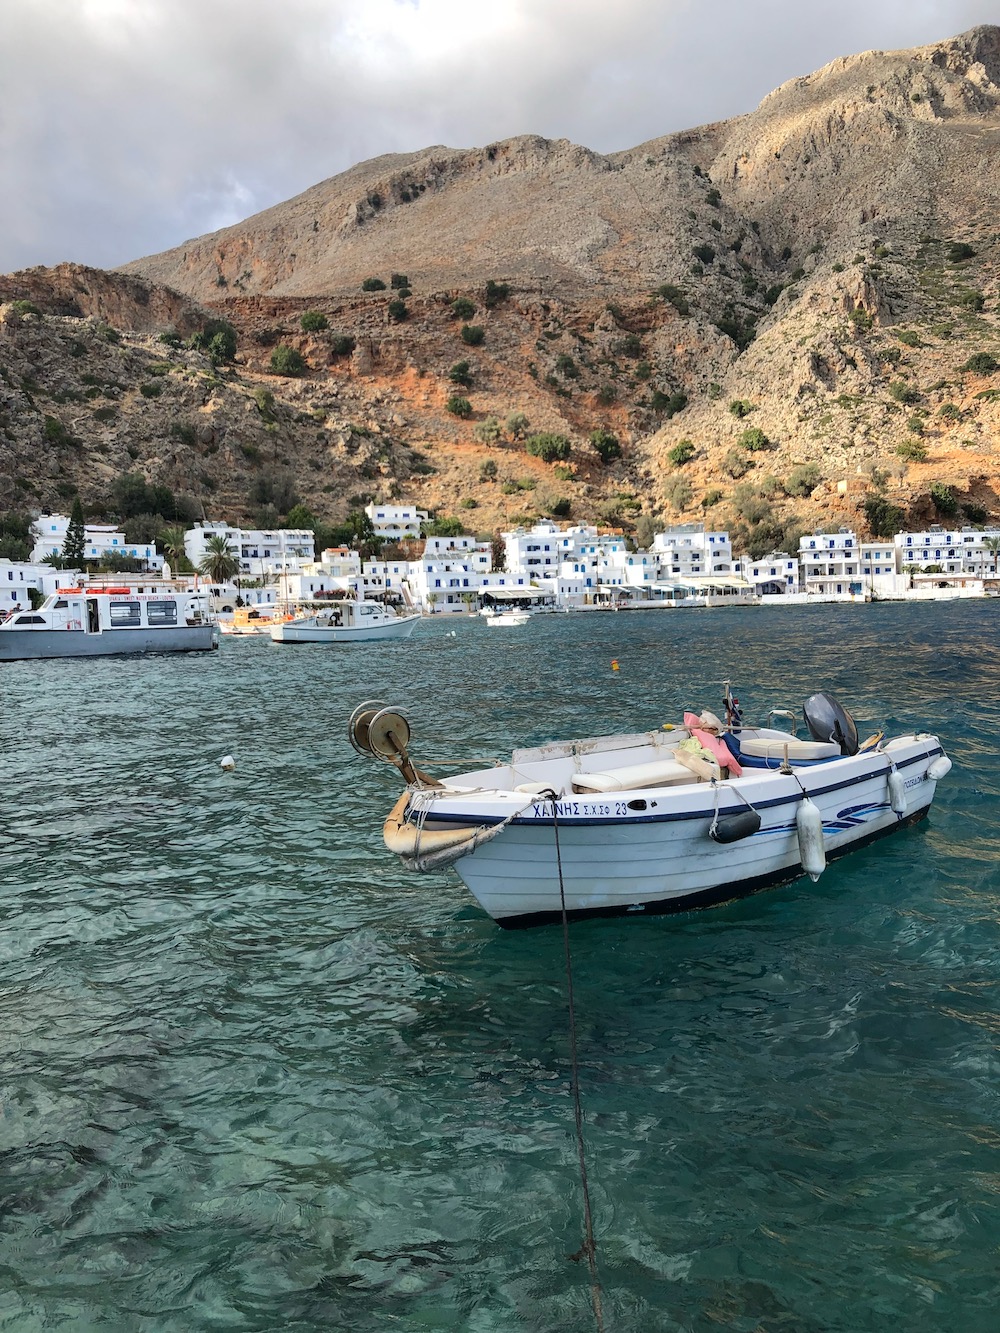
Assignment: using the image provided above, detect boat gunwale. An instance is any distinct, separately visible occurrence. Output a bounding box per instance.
[406,745,944,828]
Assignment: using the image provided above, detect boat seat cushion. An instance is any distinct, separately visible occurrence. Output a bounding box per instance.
[572,758,706,793]
[738,737,841,761]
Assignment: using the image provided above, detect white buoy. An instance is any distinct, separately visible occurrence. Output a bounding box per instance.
[796,797,826,881]
[887,765,907,817]
[219,754,236,772]
[927,755,952,781]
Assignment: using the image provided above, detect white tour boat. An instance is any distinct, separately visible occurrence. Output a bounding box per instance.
[0,587,217,661]
[350,691,952,929]
[270,598,421,644]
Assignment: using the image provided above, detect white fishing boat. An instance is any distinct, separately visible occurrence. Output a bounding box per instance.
[270,598,420,643]
[0,587,216,661]
[485,610,531,627]
[350,691,952,929]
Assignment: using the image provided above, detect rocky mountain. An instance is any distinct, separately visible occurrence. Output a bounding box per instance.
[2,26,999,552]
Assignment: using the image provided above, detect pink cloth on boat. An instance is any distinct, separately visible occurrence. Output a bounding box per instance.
[683,713,743,777]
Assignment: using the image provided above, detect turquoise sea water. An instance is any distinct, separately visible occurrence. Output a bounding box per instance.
[2,601,999,1331]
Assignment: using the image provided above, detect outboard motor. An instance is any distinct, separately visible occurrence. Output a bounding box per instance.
[803,692,859,756]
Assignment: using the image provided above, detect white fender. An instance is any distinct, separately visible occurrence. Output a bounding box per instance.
[927,755,952,781]
[887,766,907,817]
[796,797,826,881]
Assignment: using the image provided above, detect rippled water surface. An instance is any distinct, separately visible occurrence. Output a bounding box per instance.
[2,601,999,1331]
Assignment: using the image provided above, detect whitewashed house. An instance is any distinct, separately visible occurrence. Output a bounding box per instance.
[406,535,493,612]
[733,552,799,594]
[0,559,71,613]
[894,525,1000,577]
[31,515,163,571]
[365,503,428,543]
[860,542,905,597]
[184,522,314,577]
[799,529,863,597]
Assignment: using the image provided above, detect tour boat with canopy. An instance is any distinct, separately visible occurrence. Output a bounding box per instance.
[350,688,952,928]
[0,587,217,660]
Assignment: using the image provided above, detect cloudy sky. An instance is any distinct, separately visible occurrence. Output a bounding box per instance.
[1,0,996,274]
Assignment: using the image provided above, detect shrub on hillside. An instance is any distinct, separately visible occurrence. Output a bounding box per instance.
[484,280,510,308]
[270,345,307,376]
[663,475,693,512]
[525,433,570,463]
[451,297,476,319]
[722,448,753,478]
[739,426,771,451]
[446,396,473,418]
[362,277,386,291]
[896,439,927,461]
[785,463,821,496]
[590,429,622,464]
[300,310,328,332]
[461,325,486,346]
[667,439,696,466]
[864,494,904,537]
[448,360,473,387]
[960,352,998,375]
[930,481,959,514]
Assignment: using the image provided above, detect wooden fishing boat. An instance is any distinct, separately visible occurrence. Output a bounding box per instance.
[350,691,952,928]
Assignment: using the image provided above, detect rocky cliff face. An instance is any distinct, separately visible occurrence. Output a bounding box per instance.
[2,27,999,548]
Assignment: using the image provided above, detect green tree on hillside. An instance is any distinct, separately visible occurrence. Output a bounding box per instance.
[62,498,86,566]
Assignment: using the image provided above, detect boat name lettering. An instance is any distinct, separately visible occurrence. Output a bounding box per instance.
[530,800,626,818]
[904,775,922,789]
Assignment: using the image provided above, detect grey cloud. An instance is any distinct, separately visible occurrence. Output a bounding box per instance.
[0,0,996,273]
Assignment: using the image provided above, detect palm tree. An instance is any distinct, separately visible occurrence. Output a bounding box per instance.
[198,534,240,584]
[984,536,1000,577]
[159,525,188,572]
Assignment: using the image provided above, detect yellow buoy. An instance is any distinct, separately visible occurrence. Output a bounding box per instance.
[611,658,619,672]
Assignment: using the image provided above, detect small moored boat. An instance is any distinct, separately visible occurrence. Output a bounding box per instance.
[0,587,216,661]
[219,606,293,636]
[350,691,952,929]
[485,610,531,627]
[270,597,421,643]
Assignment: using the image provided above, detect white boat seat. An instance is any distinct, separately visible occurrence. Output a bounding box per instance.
[739,737,841,761]
[572,758,706,793]
[514,781,558,795]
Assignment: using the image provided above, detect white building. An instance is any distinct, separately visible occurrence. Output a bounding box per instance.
[365,503,428,543]
[799,529,863,597]
[406,535,493,612]
[733,552,799,594]
[894,525,1000,577]
[31,515,163,571]
[0,559,71,612]
[652,526,734,578]
[859,542,905,597]
[184,522,314,577]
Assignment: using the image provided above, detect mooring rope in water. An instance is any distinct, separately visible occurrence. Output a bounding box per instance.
[543,791,606,1333]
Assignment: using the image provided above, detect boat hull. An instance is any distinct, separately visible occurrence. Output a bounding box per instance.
[0,626,216,661]
[401,740,945,927]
